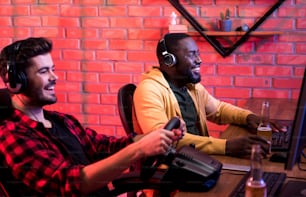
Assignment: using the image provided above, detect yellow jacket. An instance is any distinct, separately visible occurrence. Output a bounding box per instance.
[133,67,253,155]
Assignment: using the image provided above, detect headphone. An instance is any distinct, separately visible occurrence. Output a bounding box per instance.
[159,38,177,67]
[7,42,27,93]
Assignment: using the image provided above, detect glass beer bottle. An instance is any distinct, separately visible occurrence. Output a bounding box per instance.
[257,101,272,153]
[245,144,267,197]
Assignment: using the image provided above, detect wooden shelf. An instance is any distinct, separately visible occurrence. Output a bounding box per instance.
[188,31,283,37]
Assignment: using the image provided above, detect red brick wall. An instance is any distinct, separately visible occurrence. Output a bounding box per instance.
[0,0,305,137]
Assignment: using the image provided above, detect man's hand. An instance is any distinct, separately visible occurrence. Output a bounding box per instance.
[246,114,287,132]
[225,135,270,158]
[135,118,185,157]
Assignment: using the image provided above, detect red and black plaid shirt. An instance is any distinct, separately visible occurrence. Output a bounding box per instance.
[0,109,132,196]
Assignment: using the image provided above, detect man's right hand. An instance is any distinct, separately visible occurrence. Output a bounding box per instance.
[225,135,270,158]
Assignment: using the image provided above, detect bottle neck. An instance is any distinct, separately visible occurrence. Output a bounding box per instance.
[259,101,271,127]
[250,145,264,181]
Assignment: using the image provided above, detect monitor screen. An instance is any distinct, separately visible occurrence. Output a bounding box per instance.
[285,68,306,170]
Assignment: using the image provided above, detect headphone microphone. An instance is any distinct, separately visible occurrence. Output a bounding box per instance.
[159,38,177,67]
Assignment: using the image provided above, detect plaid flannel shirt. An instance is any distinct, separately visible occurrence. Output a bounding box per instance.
[0,109,132,196]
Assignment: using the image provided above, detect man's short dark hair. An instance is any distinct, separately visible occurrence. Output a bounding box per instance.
[156,33,190,65]
[0,37,53,83]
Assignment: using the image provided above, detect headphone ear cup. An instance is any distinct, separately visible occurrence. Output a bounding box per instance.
[17,71,27,91]
[163,52,177,67]
[7,64,27,93]
[7,62,17,89]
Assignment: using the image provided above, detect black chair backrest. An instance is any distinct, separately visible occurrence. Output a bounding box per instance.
[0,88,12,122]
[117,84,136,135]
[0,88,11,196]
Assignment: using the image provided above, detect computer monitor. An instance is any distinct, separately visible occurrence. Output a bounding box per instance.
[285,68,306,170]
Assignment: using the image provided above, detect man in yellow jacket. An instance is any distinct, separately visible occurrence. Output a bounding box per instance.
[133,33,279,158]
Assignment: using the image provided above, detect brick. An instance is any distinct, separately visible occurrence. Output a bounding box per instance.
[144,18,169,28]
[63,50,94,60]
[99,74,131,83]
[215,87,251,98]
[218,65,252,76]
[84,104,116,115]
[110,17,143,28]
[101,94,118,105]
[273,78,303,89]
[100,115,122,126]
[42,16,80,27]
[237,54,273,64]
[52,39,80,49]
[114,62,144,73]
[202,76,232,86]
[81,61,114,72]
[128,29,161,40]
[297,18,306,29]
[261,18,293,30]
[110,39,143,50]
[56,61,80,71]
[66,28,98,39]
[31,5,58,15]
[0,27,14,37]
[107,0,138,5]
[128,6,161,17]
[83,83,108,93]
[14,16,41,26]
[142,0,170,5]
[235,77,271,88]
[277,55,306,65]
[255,42,293,53]
[255,66,292,77]
[0,5,29,15]
[99,6,126,17]
[253,89,290,98]
[279,32,306,42]
[33,27,62,38]
[296,43,306,53]
[0,17,11,26]
[60,5,98,17]
[68,93,100,104]
[128,51,156,61]
[279,7,306,17]
[96,50,127,61]
[82,40,107,50]
[101,29,126,39]
[82,17,109,28]
[55,82,81,92]
[67,72,99,82]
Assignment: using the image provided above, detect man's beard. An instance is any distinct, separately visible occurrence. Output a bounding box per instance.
[23,86,57,107]
[187,71,201,84]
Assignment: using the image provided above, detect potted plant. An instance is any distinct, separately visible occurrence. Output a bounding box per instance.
[220,8,232,32]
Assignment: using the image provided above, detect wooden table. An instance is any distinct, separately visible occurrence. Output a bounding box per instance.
[174,98,305,197]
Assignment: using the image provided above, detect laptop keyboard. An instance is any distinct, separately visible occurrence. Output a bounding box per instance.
[229,171,286,197]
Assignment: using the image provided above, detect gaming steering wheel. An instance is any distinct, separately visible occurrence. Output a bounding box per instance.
[140,117,181,180]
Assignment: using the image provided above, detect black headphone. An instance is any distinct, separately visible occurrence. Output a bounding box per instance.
[7,42,27,92]
[159,38,177,67]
